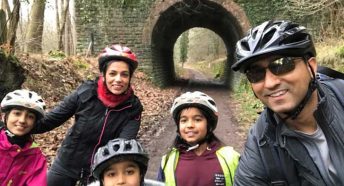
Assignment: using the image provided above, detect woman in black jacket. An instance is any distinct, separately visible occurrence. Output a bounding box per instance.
[34,44,143,186]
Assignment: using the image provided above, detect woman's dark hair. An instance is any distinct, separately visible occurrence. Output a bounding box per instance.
[102,60,134,78]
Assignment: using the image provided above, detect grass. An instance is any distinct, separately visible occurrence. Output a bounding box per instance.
[182,57,227,79]
[316,39,344,72]
[232,79,264,131]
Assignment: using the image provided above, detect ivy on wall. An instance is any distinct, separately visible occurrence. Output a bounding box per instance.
[111,0,151,8]
[234,0,286,27]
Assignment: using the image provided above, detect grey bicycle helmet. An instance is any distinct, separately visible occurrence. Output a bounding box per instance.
[92,138,149,180]
[232,20,316,72]
[1,89,46,118]
[171,91,218,130]
[98,44,138,73]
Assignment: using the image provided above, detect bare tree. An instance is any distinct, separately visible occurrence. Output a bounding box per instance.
[0,9,6,44]
[64,9,73,55]
[0,0,26,101]
[57,0,69,51]
[25,0,46,53]
[1,0,11,16]
[7,0,20,53]
[284,0,344,39]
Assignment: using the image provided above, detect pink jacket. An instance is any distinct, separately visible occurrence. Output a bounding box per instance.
[0,129,47,186]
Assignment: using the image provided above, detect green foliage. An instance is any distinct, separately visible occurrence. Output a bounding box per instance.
[211,58,226,79]
[180,31,189,63]
[112,0,149,8]
[72,59,89,70]
[0,47,19,64]
[234,0,285,26]
[316,39,344,71]
[184,58,226,80]
[233,78,264,125]
[48,50,66,59]
[336,46,344,58]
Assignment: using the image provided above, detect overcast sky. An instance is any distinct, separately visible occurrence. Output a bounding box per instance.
[17,0,74,29]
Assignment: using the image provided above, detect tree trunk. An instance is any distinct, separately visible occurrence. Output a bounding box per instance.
[64,9,73,55]
[1,0,11,16]
[55,0,60,39]
[0,0,25,98]
[25,0,46,53]
[58,0,69,51]
[0,51,26,101]
[0,9,6,44]
[6,0,20,53]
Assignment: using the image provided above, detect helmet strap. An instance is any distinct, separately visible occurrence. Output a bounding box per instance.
[282,60,317,120]
[5,128,31,148]
[177,131,210,152]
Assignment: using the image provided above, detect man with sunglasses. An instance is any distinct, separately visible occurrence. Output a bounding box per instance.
[231,20,344,186]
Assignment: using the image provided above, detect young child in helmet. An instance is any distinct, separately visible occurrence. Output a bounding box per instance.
[157,91,240,186]
[90,138,163,186]
[0,89,47,186]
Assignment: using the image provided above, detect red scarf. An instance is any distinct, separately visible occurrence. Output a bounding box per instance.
[97,76,133,108]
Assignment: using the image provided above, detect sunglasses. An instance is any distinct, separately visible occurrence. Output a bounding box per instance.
[245,57,303,83]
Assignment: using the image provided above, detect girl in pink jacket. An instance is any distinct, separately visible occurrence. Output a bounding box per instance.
[0,89,47,186]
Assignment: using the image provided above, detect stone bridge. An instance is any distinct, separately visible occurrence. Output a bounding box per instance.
[75,0,250,87]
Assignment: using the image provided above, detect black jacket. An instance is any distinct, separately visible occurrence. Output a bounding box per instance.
[34,79,143,177]
[234,82,344,186]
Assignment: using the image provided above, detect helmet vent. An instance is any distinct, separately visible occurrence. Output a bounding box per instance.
[252,29,258,39]
[261,29,275,47]
[241,41,249,51]
[281,33,307,45]
[113,144,120,152]
[208,100,216,106]
[124,143,132,151]
[103,148,109,156]
[284,23,297,31]
[29,92,33,98]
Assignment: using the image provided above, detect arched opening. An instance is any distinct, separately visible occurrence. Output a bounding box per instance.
[151,0,243,88]
[173,28,227,86]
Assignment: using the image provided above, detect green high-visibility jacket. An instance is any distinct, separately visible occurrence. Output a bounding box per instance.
[160,146,239,186]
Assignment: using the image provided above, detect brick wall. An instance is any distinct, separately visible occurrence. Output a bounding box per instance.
[75,0,249,87]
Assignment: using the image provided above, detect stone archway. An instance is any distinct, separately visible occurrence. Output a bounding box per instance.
[143,0,249,88]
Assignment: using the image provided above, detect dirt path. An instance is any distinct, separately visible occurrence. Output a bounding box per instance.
[143,69,246,179]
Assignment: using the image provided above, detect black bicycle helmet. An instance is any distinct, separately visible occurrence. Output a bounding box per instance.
[232,20,316,72]
[92,138,149,180]
[98,44,138,73]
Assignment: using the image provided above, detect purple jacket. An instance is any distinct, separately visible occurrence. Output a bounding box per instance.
[0,129,47,186]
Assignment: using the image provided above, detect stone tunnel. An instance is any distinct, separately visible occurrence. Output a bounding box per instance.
[74,0,250,88]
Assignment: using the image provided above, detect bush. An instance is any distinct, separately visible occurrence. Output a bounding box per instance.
[48,50,66,59]
[336,46,344,58]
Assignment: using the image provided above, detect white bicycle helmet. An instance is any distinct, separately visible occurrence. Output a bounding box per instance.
[1,89,46,118]
[171,91,218,130]
[92,138,149,180]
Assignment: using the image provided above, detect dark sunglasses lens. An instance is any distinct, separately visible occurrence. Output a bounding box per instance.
[246,67,265,83]
[269,58,296,75]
